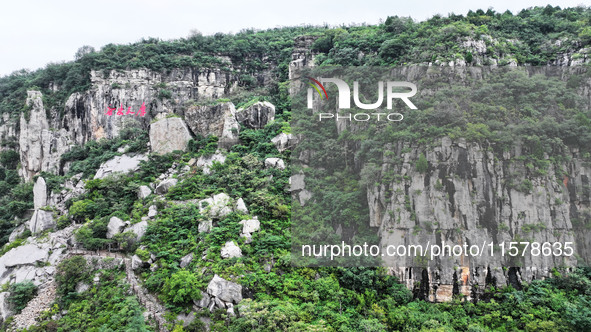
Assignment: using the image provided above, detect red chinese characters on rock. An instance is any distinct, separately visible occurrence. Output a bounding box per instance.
[106,103,146,117]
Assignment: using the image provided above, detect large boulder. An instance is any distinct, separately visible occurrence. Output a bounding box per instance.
[8,224,26,243]
[271,133,296,152]
[264,158,285,170]
[289,173,306,192]
[180,253,193,268]
[106,217,127,239]
[155,178,178,194]
[198,220,212,233]
[147,205,158,218]
[137,185,152,199]
[199,193,233,219]
[28,210,55,234]
[149,117,192,155]
[0,244,49,277]
[33,176,47,209]
[94,154,148,179]
[206,275,242,304]
[235,198,248,214]
[125,220,148,242]
[220,241,242,259]
[240,217,260,237]
[131,255,143,270]
[76,282,91,293]
[194,291,211,308]
[0,292,13,322]
[184,102,239,146]
[235,101,275,129]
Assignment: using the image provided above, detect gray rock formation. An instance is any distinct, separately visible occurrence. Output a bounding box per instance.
[155,178,178,194]
[264,158,285,170]
[271,133,296,152]
[0,292,13,322]
[180,253,193,268]
[147,205,158,218]
[131,255,143,270]
[235,101,275,129]
[220,241,242,259]
[8,224,26,243]
[184,102,239,146]
[176,312,197,327]
[194,291,211,308]
[240,217,260,243]
[137,185,152,199]
[206,275,242,304]
[46,173,86,216]
[0,244,49,277]
[106,217,127,239]
[364,138,587,301]
[235,198,248,214]
[33,177,47,209]
[124,220,148,242]
[94,154,148,179]
[149,117,192,154]
[199,193,233,219]
[19,91,72,181]
[28,210,55,234]
[289,173,305,191]
[289,35,319,82]
[198,220,212,233]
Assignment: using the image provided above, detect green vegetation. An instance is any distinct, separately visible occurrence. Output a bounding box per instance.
[31,256,151,331]
[0,5,590,331]
[416,153,428,173]
[7,281,37,313]
[61,127,149,178]
[313,6,591,67]
[0,150,33,248]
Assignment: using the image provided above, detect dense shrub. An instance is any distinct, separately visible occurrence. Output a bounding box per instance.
[7,281,37,313]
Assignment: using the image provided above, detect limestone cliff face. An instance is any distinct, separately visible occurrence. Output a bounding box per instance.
[61,68,238,145]
[19,91,72,179]
[369,137,590,301]
[16,67,250,181]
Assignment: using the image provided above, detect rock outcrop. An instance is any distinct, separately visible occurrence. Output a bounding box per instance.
[94,154,148,179]
[184,102,239,147]
[33,177,47,209]
[19,91,71,181]
[180,253,193,268]
[220,241,242,259]
[206,274,242,304]
[198,193,233,219]
[271,133,296,152]
[28,210,55,234]
[155,178,178,194]
[264,157,285,170]
[124,220,148,242]
[365,138,588,301]
[137,185,152,199]
[240,217,260,243]
[149,117,192,154]
[106,217,127,239]
[0,292,13,322]
[235,101,275,129]
[235,198,248,214]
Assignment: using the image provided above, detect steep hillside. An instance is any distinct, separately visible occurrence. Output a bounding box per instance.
[0,5,589,332]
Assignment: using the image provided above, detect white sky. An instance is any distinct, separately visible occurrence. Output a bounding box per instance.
[0,0,587,77]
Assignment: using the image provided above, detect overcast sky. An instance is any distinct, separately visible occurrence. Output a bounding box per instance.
[0,0,587,77]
